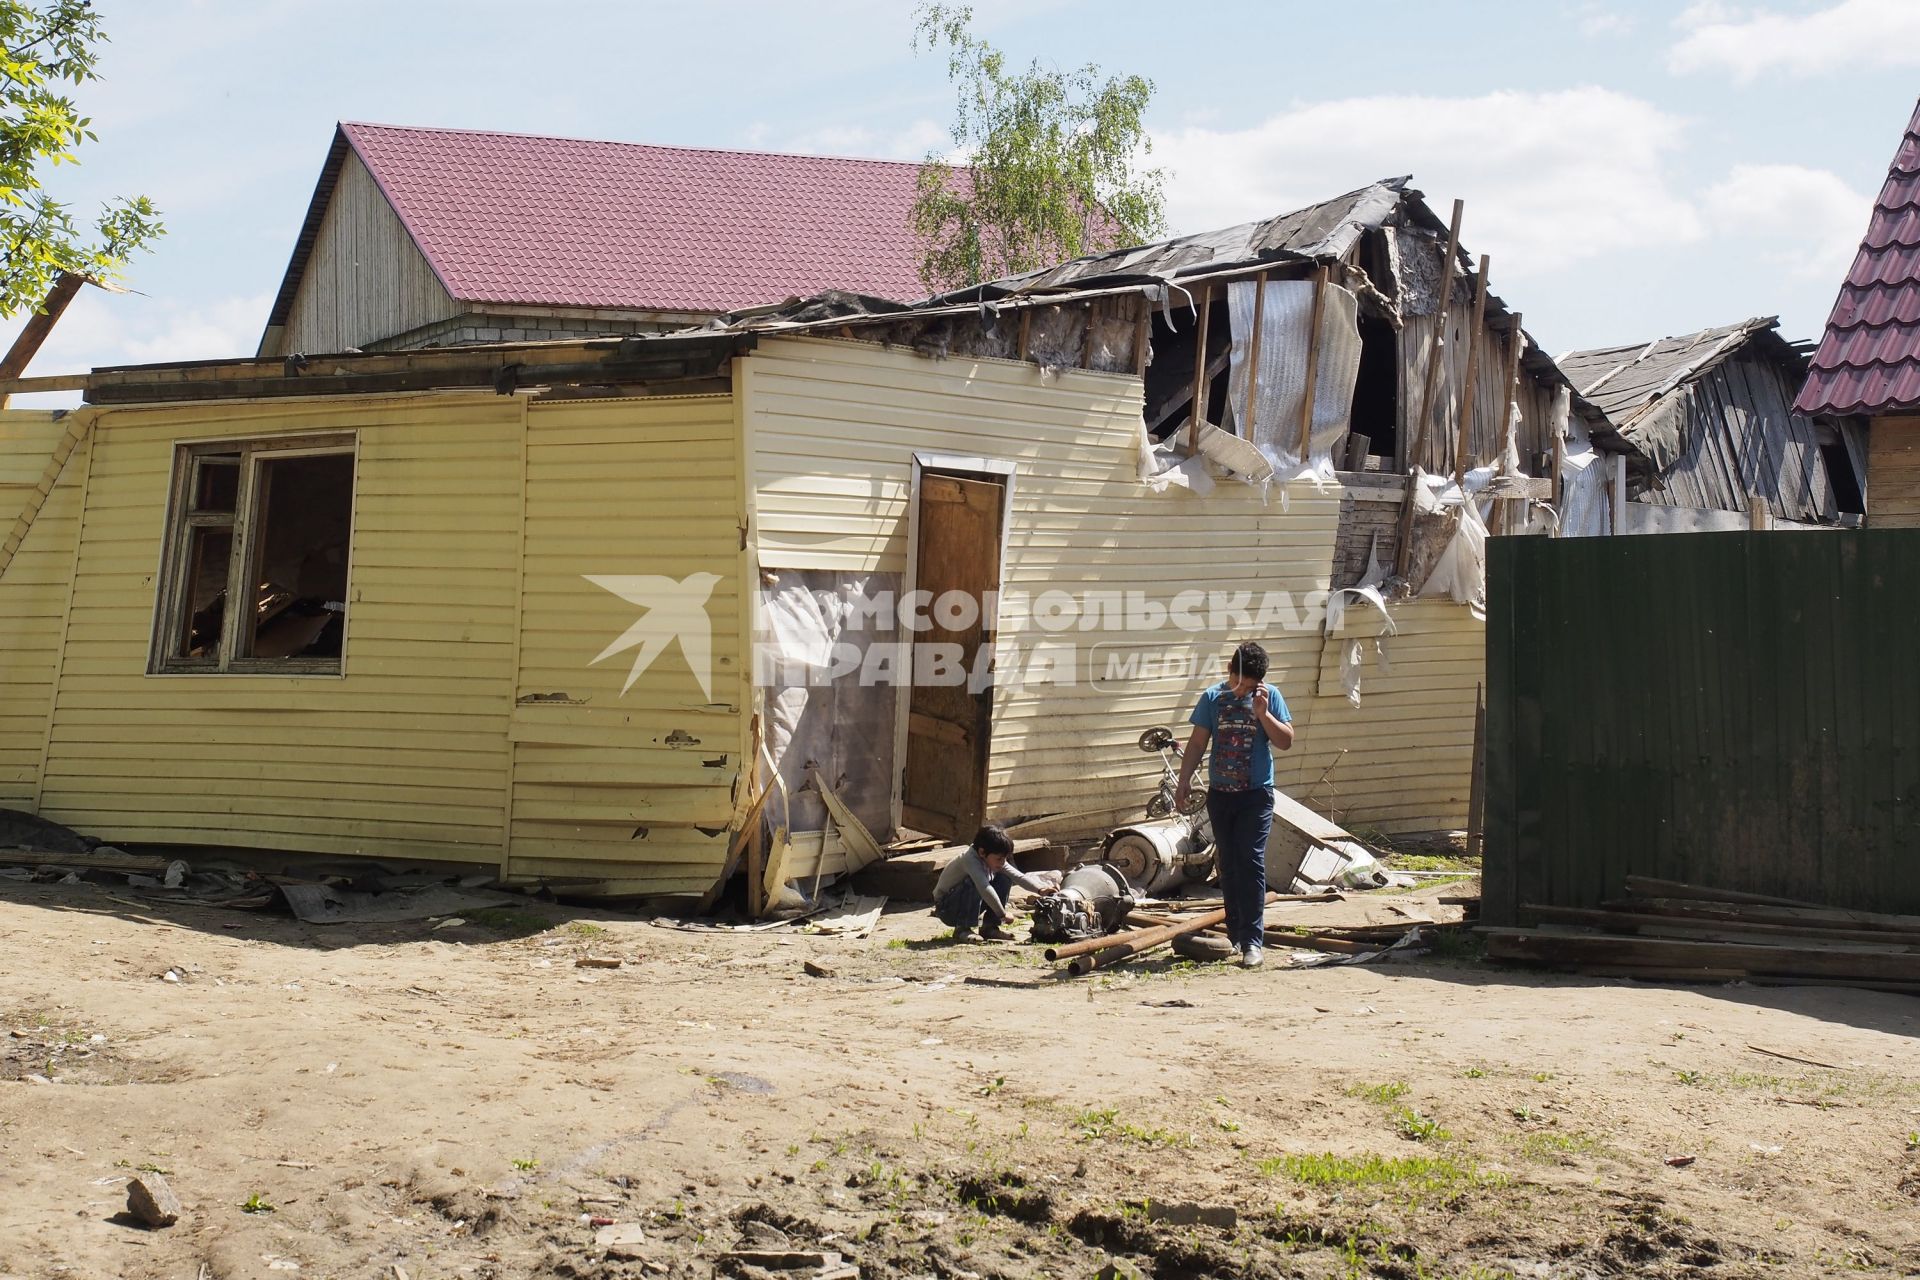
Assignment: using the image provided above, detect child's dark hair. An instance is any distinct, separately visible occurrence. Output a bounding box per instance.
[1229,641,1269,682]
[972,823,1015,857]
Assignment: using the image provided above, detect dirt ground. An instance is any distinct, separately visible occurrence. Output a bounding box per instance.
[3,878,1918,1280]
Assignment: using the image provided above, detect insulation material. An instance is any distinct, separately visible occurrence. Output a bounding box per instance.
[1226,278,1362,481]
[1025,304,1087,370]
[1408,471,1490,619]
[759,569,901,838]
[1323,533,1397,705]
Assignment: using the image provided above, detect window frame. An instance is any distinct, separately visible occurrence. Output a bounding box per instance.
[149,432,359,677]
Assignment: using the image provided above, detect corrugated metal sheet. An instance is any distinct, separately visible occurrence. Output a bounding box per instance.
[1799,99,1920,416]
[507,395,750,893]
[0,412,88,809]
[1483,530,1920,925]
[31,394,525,863]
[744,335,1483,839]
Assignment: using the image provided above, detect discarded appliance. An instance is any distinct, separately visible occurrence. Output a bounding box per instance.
[1105,726,1217,895]
[1267,790,1405,893]
[1028,863,1137,945]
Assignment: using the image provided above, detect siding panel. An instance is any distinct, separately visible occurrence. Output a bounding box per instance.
[507,395,750,889]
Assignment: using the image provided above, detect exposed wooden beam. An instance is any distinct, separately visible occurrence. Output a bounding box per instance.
[0,273,87,409]
[1187,284,1212,453]
[1243,271,1267,437]
[1451,254,1492,485]
[1297,266,1328,462]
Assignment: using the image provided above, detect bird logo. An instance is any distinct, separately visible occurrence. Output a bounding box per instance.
[583,572,721,700]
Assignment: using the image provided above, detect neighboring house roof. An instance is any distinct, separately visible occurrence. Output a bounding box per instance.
[1797,98,1920,416]
[1561,317,1790,433]
[265,122,940,329]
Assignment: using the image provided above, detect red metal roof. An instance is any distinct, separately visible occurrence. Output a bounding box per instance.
[1797,99,1920,416]
[337,122,940,313]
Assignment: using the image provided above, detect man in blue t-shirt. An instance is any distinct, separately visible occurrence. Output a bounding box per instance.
[1173,641,1294,967]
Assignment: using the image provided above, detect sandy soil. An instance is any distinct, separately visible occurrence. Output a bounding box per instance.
[3,879,1918,1280]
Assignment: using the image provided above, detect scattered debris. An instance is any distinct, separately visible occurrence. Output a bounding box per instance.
[574,957,622,969]
[126,1173,183,1228]
[805,894,887,939]
[594,1222,649,1258]
[801,960,835,979]
[1665,1155,1696,1168]
[1489,875,1920,993]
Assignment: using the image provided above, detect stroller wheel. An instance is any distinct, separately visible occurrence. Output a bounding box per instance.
[1138,727,1175,753]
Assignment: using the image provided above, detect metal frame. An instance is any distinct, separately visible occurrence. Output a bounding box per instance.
[148,431,359,677]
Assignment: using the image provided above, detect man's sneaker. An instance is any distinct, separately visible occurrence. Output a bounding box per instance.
[1240,943,1264,969]
[979,921,1013,942]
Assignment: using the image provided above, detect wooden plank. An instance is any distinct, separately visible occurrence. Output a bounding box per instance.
[1187,284,1211,453]
[1297,266,1327,460]
[1621,875,1859,911]
[1408,199,1464,473]
[1451,255,1491,483]
[1527,904,1920,950]
[1243,271,1267,436]
[1482,927,1920,981]
[1607,895,1920,935]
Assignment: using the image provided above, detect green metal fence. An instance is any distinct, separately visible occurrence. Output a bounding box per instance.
[1483,530,1920,926]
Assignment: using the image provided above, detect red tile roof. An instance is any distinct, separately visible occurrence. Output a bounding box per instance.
[337,122,940,313]
[1797,99,1920,416]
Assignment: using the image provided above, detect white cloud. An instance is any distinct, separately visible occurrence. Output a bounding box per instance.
[0,289,271,408]
[1702,162,1872,278]
[1152,88,1701,276]
[1574,4,1637,37]
[1668,0,1920,80]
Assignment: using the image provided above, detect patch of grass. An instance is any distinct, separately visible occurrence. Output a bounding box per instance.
[1392,1106,1450,1143]
[1345,1080,1410,1105]
[1531,1071,1553,1083]
[978,1075,1006,1097]
[240,1192,276,1214]
[885,939,909,950]
[1388,854,1478,872]
[1519,1130,1603,1162]
[1073,1106,1190,1148]
[510,1156,539,1171]
[1462,1067,1487,1079]
[1675,1069,1705,1087]
[1428,928,1486,961]
[1509,1105,1543,1123]
[562,921,610,939]
[1261,1151,1499,1194]
[466,907,550,935]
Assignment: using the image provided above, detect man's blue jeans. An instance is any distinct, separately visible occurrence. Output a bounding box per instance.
[1208,786,1274,950]
[934,870,1013,930]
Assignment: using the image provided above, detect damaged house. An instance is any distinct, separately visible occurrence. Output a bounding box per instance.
[1557,317,1866,533]
[0,176,1596,901]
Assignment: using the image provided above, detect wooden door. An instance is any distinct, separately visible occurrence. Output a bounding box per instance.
[901,472,1005,839]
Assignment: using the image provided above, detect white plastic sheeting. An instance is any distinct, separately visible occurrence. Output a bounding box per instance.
[758,569,901,837]
[1411,470,1492,620]
[1323,534,1398,705]
[1226,278,1362,481]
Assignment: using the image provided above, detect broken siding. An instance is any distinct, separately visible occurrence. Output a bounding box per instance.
[507,395,750,893]
[277,151,462,357]
[35,393,522,861]
[743,336,1478,837]
[1868,415,1920,528]
[0,413,89,807]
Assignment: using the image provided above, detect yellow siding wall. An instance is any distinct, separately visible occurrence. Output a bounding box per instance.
[507,395,750,893]
[1868,415,1920,529]
[0,412,91,808]
[743,336,1484,840]
[34,393,523,861]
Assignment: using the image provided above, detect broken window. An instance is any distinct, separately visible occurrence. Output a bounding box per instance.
[151,435,355,674]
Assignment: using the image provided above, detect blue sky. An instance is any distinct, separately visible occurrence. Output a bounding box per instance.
[7,0,1918,401]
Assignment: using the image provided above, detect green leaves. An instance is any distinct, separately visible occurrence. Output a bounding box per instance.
[909,3,1166,294]
[0,1,162,318]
